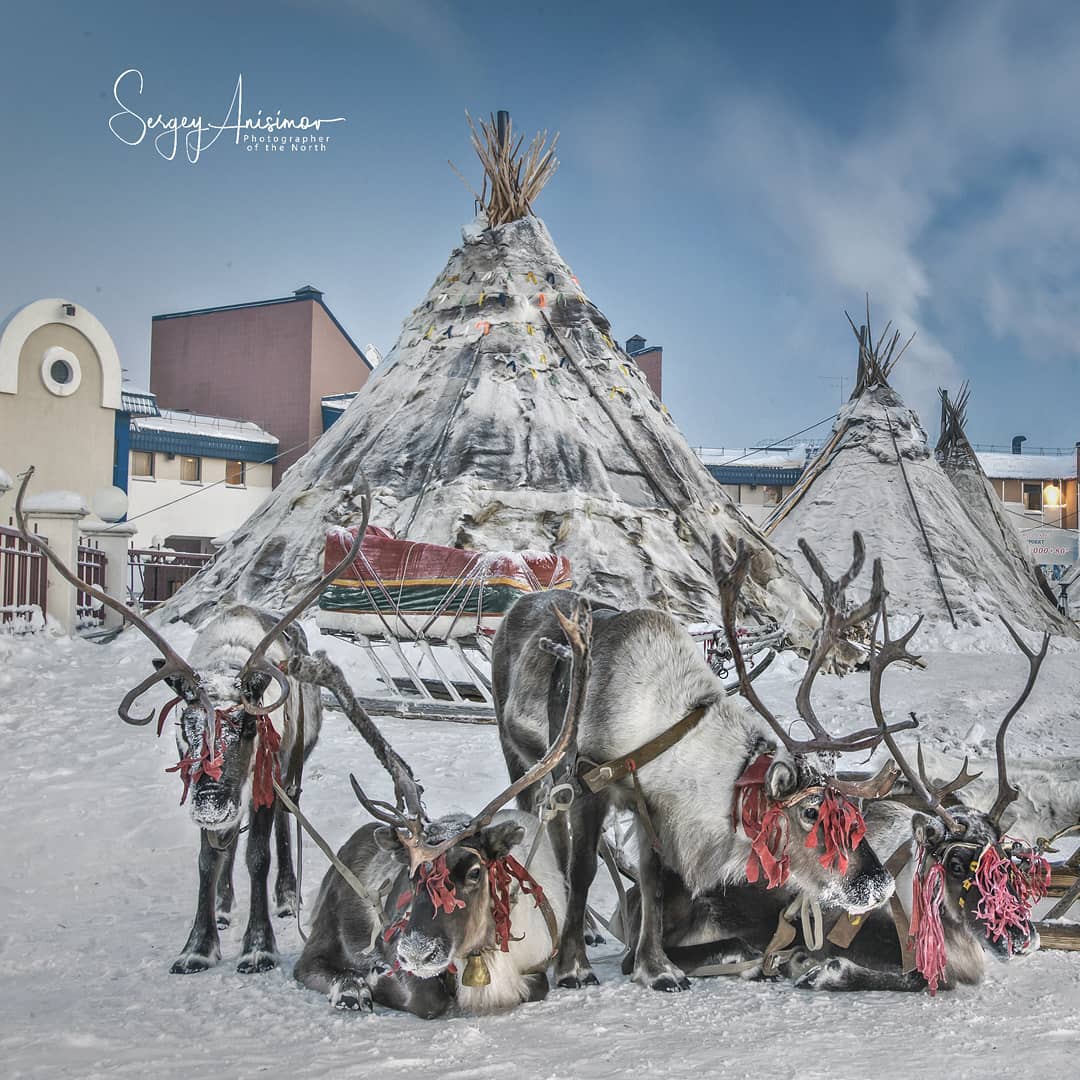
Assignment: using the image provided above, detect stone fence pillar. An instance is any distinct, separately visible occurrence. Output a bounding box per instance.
[22,493,89,635]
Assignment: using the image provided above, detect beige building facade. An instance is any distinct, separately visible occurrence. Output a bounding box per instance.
[0,299,123,522]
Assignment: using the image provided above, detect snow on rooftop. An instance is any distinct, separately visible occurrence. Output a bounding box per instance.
[976,451,1076,480]
[132,409,278,444]
[696,445,809,469]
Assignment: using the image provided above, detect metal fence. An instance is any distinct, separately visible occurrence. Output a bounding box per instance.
[128,547,213,609]
[76,538,107,628]
[0,522,47,632]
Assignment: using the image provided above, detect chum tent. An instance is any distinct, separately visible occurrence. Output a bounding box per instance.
[765,316,1077,637]
[163,112,820,642]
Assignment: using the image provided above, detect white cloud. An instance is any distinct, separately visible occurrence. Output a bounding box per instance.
[705,1,1080,421]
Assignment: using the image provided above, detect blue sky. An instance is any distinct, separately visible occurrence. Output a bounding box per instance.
[2,1,1079,451]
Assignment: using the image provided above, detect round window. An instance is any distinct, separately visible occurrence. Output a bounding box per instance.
[50,359,73,384]
[40,346,82,397]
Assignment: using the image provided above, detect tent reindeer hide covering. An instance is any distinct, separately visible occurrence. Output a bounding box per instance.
[766,317,1076,637]
[162,112,820,641]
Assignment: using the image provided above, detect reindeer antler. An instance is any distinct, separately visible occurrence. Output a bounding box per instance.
[349,599,593,873]
[712,534,916,757]
[868,598,981,832]
[14,468,213,727]
[988,617,1050,826]
[238,471,371,715]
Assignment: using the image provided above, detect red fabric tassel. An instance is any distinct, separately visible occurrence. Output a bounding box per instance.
[909,857,948,995]
[487,854,546,952]
[807,789,867,874]
[733,754,790,889]
[252,715,282,810]
[418,855,465,916]
[973,842,1050,950]
[165,709,227,805]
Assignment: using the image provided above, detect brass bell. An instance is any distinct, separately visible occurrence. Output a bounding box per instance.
[461,952,491,987]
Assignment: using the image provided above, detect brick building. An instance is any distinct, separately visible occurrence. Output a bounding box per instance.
[150,286,372,483]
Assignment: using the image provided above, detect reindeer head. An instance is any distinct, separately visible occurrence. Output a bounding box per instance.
[716,532,911,913]
[911,806,1045,961]
[870,606,1050,990]
[378,816,529,979]
[13,466,367,833]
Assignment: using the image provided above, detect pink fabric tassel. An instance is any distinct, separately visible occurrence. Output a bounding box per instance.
[973,842,1050,950]
[909,858,948,995]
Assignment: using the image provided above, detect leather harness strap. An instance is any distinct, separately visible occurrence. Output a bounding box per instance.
[579,705,710,794]
[884,843,917,972]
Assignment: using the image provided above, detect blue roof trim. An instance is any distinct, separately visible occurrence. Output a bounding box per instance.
[130,429,277,463]
[152,294,372,371]
[707,464,804,486]
[121,389,160,417]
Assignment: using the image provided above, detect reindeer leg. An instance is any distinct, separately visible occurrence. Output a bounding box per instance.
[795,958,925,992]
[171,830,227,973]
[633,841,690,992]
[555,795,605,989]
[370,969,452,1020]
[522,972,551,1002]
[273,801,297,917]
[215,831,238,929]
[237,804,277,973]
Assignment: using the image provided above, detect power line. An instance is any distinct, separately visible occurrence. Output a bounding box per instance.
[709,413,839,469]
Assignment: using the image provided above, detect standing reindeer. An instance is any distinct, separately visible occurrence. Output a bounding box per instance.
[13,468,366,975]
[493,532,908,992]
[621,608,1051,995]
[293,603,589,1015]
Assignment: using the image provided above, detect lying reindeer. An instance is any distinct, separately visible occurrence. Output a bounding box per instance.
[14,467,366,975]
[294,603,588,1015]
[617,609,1051,995]
[494,532,908,992]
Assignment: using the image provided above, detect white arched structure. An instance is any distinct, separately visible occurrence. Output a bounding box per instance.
[0,299,122,408]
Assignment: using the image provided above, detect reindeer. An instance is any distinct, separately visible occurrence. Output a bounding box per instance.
[493,532,908,992]
[13,467,366,975]
[618,609,1051,995]
[293,603,588,1015]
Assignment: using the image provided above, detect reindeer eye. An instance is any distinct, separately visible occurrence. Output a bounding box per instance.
[802,806,819,823]
[465,865,483,885]
[948,858,966,876]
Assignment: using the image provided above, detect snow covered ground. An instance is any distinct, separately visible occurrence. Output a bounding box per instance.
[3,620,1080,1079]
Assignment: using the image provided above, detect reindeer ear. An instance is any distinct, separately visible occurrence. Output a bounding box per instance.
[241,669,272,703]
[912,813,946,848]
[373,826,409,861]
[766,761,798,801]
[481,821,527,861]
[152,657,197,702]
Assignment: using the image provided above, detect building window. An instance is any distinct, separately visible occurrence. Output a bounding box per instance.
[225,459,246,486]
[180,455,202,483]
[763,485,783,507]
[39,346,82,397]
[1023,483,1043,512]
[131,451,155,478]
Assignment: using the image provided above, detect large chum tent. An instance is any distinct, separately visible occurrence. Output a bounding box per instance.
[765,318,1076,636]
[164,113,819,640]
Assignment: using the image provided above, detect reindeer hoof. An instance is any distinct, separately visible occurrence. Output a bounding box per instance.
[556,971,599,989]
[237,951,277,974]
[275,901,296,919]
[331,979,372,1012]
[584,929,605,946]
[216,912,231,930]
[170,952,217,974]
[649,972,691,993]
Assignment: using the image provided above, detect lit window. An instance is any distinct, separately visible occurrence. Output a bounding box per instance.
[226,460,245,486]
[1023,483,1043,512]
[131,451,155,478]
[181,456,202,482]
